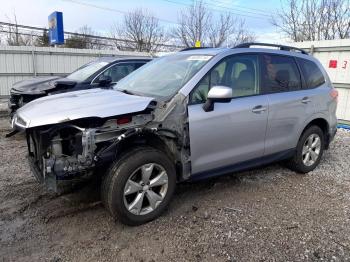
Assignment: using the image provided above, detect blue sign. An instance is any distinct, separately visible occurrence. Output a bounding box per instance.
[48,12,64,45]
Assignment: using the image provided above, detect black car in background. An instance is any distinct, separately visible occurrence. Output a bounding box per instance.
[8,57,151,114]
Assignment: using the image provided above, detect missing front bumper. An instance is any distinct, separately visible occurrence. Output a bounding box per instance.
[27,155,94,193]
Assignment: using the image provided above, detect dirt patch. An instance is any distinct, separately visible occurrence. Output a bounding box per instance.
[1,117,350,261]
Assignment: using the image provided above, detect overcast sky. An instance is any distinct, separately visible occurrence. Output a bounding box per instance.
[0,0,288,43]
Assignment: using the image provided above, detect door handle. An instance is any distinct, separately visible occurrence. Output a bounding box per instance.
[301,97,311,104]
[252,105,267,113]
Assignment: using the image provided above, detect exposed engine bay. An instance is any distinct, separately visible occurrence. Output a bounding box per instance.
[20,93,191,192]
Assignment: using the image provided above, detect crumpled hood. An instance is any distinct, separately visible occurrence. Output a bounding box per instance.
[11,76,68,94]
[14,88,155,128]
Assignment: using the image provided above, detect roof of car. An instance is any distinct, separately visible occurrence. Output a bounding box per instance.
[179,47,229,56]
[179,48,321,66]
[95,56,152,63]
[178,44,310,58]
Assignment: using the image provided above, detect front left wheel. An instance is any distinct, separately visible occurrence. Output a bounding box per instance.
[101,147,176,226]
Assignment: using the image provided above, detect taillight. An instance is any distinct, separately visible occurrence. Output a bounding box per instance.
[116,116,132,125]
[330,89,339,103]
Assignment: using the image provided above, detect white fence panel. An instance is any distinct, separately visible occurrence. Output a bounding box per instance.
[0,46,151,96]
[293,40,350,121]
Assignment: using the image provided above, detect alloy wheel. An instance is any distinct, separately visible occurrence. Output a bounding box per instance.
[123,163,169,215]
[302,133,321,166]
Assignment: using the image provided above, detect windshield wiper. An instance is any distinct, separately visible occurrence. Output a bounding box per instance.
[117,88,153,98]
[118,89,136,95]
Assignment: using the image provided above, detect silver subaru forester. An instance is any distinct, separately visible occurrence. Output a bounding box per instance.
[11,43,338,225]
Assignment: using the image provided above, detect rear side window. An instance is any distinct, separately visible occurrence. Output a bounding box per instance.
[261,54,301,93]
[100,63,136,83]
[297,58,325,89]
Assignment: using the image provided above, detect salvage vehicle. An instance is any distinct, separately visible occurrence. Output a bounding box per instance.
[10,43,338,225]
[8,57,151,115]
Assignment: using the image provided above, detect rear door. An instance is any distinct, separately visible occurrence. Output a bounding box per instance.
[188,54,269,175]
[262,54,315,155]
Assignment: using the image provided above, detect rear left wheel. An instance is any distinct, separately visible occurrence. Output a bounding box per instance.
[286,125,325,173]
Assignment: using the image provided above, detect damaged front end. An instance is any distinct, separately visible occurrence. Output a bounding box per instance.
[10,88,191,193]
[27,125,95,192]
[25,114,154,192]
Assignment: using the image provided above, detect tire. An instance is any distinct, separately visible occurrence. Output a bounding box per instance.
[287,125,325,173]
[101,146,176,226]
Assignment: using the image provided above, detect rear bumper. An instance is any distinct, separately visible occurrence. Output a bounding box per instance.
[331,127,337,140]
[325,126,337,149]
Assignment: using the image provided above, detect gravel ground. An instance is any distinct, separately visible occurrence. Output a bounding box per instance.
[0,117,350,262]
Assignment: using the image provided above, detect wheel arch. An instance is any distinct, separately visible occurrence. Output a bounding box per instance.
[299,117,331,149]
[115,132,182,180]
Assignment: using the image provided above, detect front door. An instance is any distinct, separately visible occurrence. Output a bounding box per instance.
[188,54,269,175]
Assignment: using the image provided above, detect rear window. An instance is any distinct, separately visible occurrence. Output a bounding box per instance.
[297,58,326,89]
[261,54,301,93]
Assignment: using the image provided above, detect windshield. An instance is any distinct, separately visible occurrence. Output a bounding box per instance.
[115,54,213,97]
[67,61,109,82]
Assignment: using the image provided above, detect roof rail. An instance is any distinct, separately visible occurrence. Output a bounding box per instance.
[180,47,210,52]
[234,42,308,55]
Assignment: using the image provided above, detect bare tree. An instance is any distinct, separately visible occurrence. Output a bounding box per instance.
[173,0,255,48]
[174,0,211,47]
[330,0,350,39]
[272,0,350,41]
[34,29,49,47]
[109,23,137,51]
[65,25,103,49]
[111,9,167,52]
[227,21,257,47]
[5,13,32,46]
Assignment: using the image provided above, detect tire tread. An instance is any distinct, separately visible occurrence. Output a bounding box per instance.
[101,146,175,225]
[286,125,324,173]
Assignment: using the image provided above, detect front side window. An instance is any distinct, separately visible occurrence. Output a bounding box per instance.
[99,63,137,83]
[67,61,109,82]
[297,58,325,89]
[115,54,212,98]
[191,54,259,104]
[261,54,301,93]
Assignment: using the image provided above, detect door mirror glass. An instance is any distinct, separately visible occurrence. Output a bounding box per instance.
[98,75,112,87]
[203,86,232,112]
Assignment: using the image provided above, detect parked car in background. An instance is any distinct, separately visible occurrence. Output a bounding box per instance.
[11,43,337,226]
[7,57,151,115]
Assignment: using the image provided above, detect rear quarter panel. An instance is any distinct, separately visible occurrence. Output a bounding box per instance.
[296,85,337,146]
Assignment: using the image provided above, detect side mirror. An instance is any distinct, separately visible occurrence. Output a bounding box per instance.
[98,75,112,87]
[203,86,232,112]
